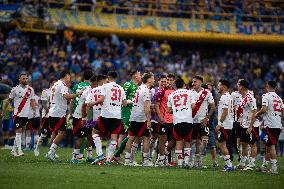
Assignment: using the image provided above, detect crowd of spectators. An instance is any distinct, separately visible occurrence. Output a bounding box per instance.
[0,28,283,102]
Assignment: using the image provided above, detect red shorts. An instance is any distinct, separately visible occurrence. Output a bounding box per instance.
[129,121,150,137]
[94,117,123,139]
[172,123,193,141]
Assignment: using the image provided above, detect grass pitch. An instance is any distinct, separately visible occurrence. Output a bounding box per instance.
[0,147,283,189]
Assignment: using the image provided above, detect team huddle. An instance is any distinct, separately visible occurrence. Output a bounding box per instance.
[2,70,284,173]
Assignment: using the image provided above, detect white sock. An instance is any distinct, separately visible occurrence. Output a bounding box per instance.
[159,155,165,162]
[15,133,22,152]
[184,148,191,165]
[262,158,269,167]
[171,149,176,162]
[93,134,103,156]
[223,155,232,167]
[36,134,45,150]
[34,134,39,149]
[12,140,17,152]
[49,143,58,154]
[271,159,277,167]
[149,139,156,159]
[175,150,183,166]
[143,152,149,162]
[73,149,80,159]
[130,143,138,162]
[26,136,31,148]
[107,140,117,162]
[195,153,201,164]
[240,156,247,166]
[87,147,93,158]
[106,141,110,161]
[248,157,255,166]
[125,152,131,163]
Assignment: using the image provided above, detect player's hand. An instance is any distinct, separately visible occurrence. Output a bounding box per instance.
[201,117,209,127]
[126,100,133,105]
[146,121,151,129]
[77,90,83,96]
[0,111,2,118]
[158,116,165,124]
[215,125,221,132]
[246,127,252,135]
[81,119,86,128]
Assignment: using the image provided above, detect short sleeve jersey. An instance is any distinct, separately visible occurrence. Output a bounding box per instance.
[130,84,151,122]
[100,82,126,119]
[193,88,215,123]
[262,92,283,128]
[49,80,69,118]
[156,88,175,123]
[217,92,234,129]
[167,89,196,125]
[9,85,35,118]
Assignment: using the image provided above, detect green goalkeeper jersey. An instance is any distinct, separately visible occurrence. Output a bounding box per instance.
[72,81,90,114]
[121,81,138,128]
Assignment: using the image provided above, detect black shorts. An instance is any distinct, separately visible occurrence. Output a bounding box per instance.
[41,117,50,135]
[172,122,193,141]
[94,117,123,138]
[27,117,40,130]
[217,128,232,143]
[129,121,150,137]
[240,127,259,144]
[192,123,210,140]
[157,123,173,136]
[72,118,86,138]
[49,117,67,132]
[14,116,29,129]
[151,122,159,134]
[264,127,281,147]
[233,121,241,138]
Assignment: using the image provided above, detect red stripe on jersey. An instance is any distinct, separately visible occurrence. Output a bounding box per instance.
[13,87,32,120]
[192,89,209,118]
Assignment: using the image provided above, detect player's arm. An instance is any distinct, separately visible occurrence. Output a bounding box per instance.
[207,102,216,119]
[144,100,151,129]
[256,94,268,117]
[64,93,81,100]
[30,99,37,117]
[1,98,12,117]
[155,102,164,123]
[89,95,105,107]
[167,95,173,113]
[255,105,268,117]
[82,102,88,120]
[216,107,228,132]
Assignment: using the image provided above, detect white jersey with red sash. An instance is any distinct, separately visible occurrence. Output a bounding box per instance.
[9,85,35,118]
[236,92,256,128]
[192,88,214,123]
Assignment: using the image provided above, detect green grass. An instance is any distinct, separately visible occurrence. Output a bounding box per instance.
[0,147,283,189]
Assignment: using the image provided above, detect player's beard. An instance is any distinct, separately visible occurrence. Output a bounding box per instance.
[21,81,28,86]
